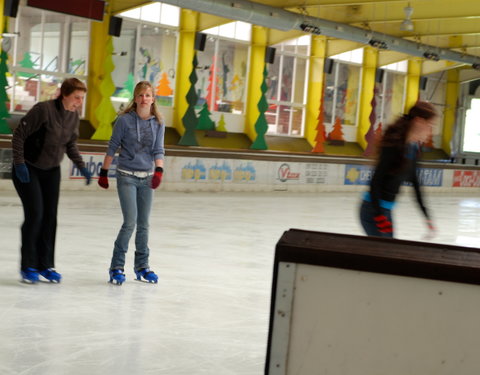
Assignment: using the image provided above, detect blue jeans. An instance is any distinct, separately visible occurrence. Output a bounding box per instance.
[359,200,394,238]
[110,172,153,271]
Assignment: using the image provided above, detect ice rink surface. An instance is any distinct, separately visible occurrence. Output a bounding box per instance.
[0,188,479,374]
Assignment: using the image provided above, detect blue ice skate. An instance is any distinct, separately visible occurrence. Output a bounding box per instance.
[21,268,39,284]
[39,268,62,283]
[134,268,158,283]
[109,269,126,285]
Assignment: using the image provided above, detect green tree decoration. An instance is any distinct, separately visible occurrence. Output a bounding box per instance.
[0,47,11,134]
[117,73,135,99]
[250,64,269,150]
[216,114,227,132]
[197,102,215,130]
[92,37,117,140]
[18,52,36,78]
[178,53,199,146]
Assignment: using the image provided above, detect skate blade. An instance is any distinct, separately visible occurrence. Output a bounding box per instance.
[134,278,158,284]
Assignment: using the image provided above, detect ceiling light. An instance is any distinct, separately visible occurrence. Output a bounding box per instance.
[423,51,440,61]
[300,23,321,35]
[369,39,388,49]
[400,4,414,32]
[472,63,480,70]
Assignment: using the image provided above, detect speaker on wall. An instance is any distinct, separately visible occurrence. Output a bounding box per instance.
[324,58,334,74]
[4,0,19,18]
[375,69,385,84]
[109,16,123,37]
[194,32,207,51]
[265,47,276,64]
[419,76,428,91]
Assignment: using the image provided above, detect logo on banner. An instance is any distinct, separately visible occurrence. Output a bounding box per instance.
[209,162,232,181]
[453,170,480,187]
[182,160,206,181]
[277,163,300,182]
[414,168,443,187]
[233,163,256,182]
[344,164,373,185]
[70,153,117,179]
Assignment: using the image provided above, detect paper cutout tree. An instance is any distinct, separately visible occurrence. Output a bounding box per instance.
[216,114,227,132]
[18,52,36,78]
[312,80,327,152]
[363,86,378,156]
[117,73,135,99]
[197,102,215,130]
[250,64,269,150]
[0,45,11,134]
[92,37,117,140]
[178,53,199,146]
[328,117,345,145]
[156,72,173,97]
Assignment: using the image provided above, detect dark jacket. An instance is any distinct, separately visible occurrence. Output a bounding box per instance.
[369,144,428,218]
[12,98,85,170]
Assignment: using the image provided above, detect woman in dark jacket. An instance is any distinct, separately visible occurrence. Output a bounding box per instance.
[12,78,91,283]
[360,101,437,238]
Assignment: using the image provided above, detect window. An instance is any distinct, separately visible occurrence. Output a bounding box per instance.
[113,4,180,110]
[197,22,251,114]
[323,48,362,134]
[8,6,90,113]
[374,66,406,130]
[419,71,446,148]
[266,36,310,136]
[463,98,480,153]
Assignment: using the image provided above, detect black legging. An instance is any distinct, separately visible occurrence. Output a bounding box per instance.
[12,164,60,270]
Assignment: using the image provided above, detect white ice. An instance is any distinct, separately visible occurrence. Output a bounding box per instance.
[0,189,479,375]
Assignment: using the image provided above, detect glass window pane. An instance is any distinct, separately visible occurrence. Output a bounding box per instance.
[42,13,63,72]
[160,4,180,27]
[463,98,480,152]
[69,21,89,75]
[323,61,336,124]
[119,8,141,20]
[196,37,216,109]
[216,39,248,113]
[218,23,235,38]
[280,55,294,102]
[16,6,41,71]
[266,57,280,101]
[11,74,39,113]
[291,106,304,135]
[293,58,307,103]
[335,63,359,125]
[234,22,251,41]
[111,21,137,107]
[140,3,161,24]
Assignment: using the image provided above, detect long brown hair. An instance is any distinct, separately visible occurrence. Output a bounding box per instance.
[379,101,437,170]
[121,81,162,124]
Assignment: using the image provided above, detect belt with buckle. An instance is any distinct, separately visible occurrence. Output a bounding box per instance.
[117,168,153,178]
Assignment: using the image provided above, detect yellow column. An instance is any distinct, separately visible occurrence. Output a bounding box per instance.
[443,69,459,155]
[404,58,422,112]
[356,46,378,149]
[0,0,5,32]
[245,25,267,141]
[305,35,326,147]
[173,9,198,134]
[86,18,109,130]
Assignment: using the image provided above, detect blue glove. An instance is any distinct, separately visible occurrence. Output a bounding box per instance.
[80,167,92,185]
[14,163,30,183]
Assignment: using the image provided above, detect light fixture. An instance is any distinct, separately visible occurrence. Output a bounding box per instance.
[368,39,388,49]
[423,51,440,61]
[300,23,321,35]
[472,63,480,70]
[400,4,414,32]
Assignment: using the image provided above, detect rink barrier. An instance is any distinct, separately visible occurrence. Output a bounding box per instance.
[1,140,480,192]
[266,229,480,375]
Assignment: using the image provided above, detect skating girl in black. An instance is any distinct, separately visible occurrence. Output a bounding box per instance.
[360,101,437,238]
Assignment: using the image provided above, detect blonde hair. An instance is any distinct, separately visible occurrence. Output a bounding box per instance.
[121,81,162,124]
